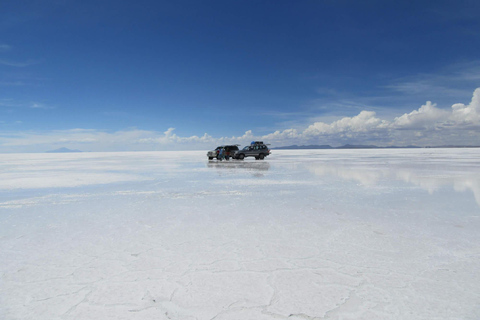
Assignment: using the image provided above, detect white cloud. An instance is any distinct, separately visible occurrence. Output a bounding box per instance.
[304,111,389,136]
[1,88,480,152]
[451,87,480,125]
[258,88,480,146]
[392,101,450,129]
[390,88,480,132]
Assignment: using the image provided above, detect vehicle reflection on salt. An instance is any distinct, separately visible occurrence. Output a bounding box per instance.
[206,160,270,177]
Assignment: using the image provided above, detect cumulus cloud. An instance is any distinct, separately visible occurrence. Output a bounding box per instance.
[252,88,480,146]
[304,111,389,135]
[1,88,480,152]
[392,101,450,129]
[391,88,480,134]
[451,88,480,125]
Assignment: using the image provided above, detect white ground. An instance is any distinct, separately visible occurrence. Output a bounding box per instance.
[1,149,479,320]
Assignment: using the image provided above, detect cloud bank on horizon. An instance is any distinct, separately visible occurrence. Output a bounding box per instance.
[1,88,479,152]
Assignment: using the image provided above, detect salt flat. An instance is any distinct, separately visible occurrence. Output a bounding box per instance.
[1,149,479,320]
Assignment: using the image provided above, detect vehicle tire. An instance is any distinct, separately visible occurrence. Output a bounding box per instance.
[208,157,213,160]
[258,153,265,160]
[255,157,259,160]
[237,154,245,160]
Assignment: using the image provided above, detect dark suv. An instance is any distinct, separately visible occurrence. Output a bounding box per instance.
[207,145,240,160]
[233,142,270,160]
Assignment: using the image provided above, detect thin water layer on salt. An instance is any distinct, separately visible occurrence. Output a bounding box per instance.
[1,149,479,319]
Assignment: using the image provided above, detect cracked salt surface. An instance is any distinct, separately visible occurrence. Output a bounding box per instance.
[1,149,480,319]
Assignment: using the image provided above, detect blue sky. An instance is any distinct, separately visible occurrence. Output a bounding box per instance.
[1,0,480,152]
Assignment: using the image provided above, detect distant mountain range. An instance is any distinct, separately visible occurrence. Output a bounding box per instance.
[46,147,83,153]
[273,144,480,150]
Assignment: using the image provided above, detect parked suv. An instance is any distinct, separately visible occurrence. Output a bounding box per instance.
[233,141,270,160]
[207,145,240,160]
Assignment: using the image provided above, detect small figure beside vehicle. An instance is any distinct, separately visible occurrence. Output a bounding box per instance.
[207,145,240,160]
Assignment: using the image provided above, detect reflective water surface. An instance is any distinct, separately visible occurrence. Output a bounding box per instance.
[1,149,479,319]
